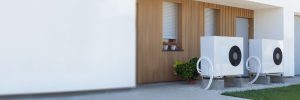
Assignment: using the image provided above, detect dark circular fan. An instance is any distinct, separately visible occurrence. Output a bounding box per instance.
[273,47,283,65]
[229,45,242,67]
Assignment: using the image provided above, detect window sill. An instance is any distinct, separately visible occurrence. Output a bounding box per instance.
[162,49,184,52]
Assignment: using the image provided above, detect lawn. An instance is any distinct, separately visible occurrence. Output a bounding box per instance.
[222,84,300,100]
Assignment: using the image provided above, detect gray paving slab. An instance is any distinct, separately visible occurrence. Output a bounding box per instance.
[0,81,245,100]
[2,76,300,100]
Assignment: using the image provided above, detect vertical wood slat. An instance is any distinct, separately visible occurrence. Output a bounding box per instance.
[137,0,254,84]
[224,5,227,36]
[221,6,225,36]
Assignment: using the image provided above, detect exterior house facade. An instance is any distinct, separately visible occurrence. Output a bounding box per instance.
[0,0,300,95]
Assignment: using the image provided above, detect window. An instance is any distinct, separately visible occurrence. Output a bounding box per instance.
[162,1,183,51]
[204,8,220,36]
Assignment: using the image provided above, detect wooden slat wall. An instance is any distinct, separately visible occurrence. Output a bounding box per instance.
[203,3,253,36]
[137,0,254,84]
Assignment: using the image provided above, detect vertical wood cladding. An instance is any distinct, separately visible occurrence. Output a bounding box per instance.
[137,0,254,84]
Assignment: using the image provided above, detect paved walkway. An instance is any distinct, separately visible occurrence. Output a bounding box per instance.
[1,77,300,100]
[0,82,244,100]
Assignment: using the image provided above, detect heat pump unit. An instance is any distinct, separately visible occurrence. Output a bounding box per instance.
[200,36,244,77]
[248,39,283,74]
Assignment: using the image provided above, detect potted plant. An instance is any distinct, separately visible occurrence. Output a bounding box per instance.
[166,39,177,51]
[173,57,199,84]
[162,41,169,50]
[170,42,177,51]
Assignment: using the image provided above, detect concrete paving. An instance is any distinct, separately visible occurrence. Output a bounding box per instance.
[0,81,245,100]
[1,77,300,100]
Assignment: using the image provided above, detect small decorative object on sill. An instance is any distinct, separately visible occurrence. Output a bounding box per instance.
[171,45,177,51]
[169,41,177,51]
[163,45,169,50]
[162,41,169,50]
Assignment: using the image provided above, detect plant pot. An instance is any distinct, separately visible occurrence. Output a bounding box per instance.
[171,45,177,50]
[187,79,197,84]
[163,45,169,50]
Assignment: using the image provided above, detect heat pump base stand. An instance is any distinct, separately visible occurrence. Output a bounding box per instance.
[201,76,242,90]
[201,78,224,90]
[249,74,271,85]
[224,76,242,88]
[269,74,285,83]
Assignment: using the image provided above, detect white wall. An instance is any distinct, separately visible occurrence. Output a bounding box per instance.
[254,7,295,76]
[282,8,295,76]
[0,0,136,95]
[248,0,300,13]
[254,8,284,39]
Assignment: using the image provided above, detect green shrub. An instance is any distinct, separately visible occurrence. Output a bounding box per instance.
[174,57,199,80]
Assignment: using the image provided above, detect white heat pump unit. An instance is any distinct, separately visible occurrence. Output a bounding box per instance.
[200,36,244,77]
[248,39,283,74]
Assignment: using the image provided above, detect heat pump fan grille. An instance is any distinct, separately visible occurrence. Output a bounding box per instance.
[198,61,201,70]
[273,47,282,65]
[229,46,242,66]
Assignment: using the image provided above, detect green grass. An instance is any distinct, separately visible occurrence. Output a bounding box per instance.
[222,84,300,100]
